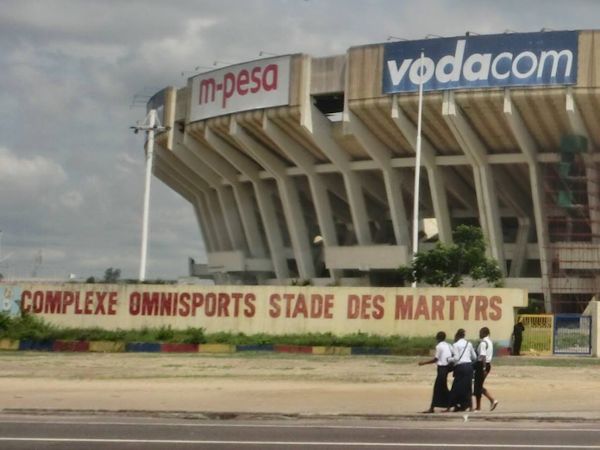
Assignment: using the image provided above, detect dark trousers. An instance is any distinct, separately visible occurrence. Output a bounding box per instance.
[513,336,522,355]
[473,361,491,398]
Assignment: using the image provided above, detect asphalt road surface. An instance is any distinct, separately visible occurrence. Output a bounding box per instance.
[1,414,600,449]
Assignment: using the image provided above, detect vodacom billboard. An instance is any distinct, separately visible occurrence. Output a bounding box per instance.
[189,56,291,121]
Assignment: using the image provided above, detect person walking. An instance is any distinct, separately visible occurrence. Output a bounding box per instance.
[512,320,525,356]
[447,328,477,412]
[418,331,452,413]
[473,326,499,411]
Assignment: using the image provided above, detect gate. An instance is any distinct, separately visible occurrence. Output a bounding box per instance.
[517,314,553,355]
[553,314,592,355]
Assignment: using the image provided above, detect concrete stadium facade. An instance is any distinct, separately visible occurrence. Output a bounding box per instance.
[148,30,600,312]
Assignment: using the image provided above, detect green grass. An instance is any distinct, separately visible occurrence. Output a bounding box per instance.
[0,312,434,354]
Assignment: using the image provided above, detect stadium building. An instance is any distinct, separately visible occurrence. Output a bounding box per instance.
[147,30,600,313]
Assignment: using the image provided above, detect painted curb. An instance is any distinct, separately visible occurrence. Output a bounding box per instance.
[0,339,512,356]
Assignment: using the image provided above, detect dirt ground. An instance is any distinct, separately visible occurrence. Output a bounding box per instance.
[0,352,599,416]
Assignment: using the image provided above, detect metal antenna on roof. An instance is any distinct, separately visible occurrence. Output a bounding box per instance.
[181,66,212,77]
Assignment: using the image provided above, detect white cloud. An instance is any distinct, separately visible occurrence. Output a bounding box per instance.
[59,190,83,209]
[0,146,66,192]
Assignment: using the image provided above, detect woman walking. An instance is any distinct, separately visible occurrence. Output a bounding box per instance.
[418,331,452,413]
[448,328,477,412]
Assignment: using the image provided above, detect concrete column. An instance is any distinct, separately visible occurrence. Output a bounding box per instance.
[153,163,215,254]
[566,87,600,242]
[183,131,268,259]
[262,116,338,248]
[229,118,315,279]
[172,131,247,252]
[390,97,453,243]
[442,91,506,272]
[504,88,552,311]
[299,55,372,245]
[156,146,232,251]
[204,126,290,279]
[344,110,410,247]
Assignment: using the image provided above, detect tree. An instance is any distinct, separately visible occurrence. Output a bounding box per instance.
[103,267,121,283]
[398,225,503,287]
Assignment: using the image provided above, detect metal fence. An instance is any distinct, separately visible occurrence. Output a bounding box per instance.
[553,314,592,355]
[517,314,554,355]
[516,313,592,355]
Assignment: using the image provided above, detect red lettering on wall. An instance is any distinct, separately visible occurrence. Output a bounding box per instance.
[348,294,383,319]
[142,292,159,316]
[395,295,413,320]
[21,290,32,313]
[447,296,458,320]
[414,296,430,320]
[107,292,117,315]
[460,296,473,320]
[475,296,488,320]
[178,293,191,317]
[62,291,75,314]
[191,293,203,316]
[45,291,62,314]
[84,291,94,315]
[347,295,360,319]
[269,294,281,318]
[292,294,308,318]
[244,293,256,318]
[489,296,502,320]
[323,294,334,319]
[129,292,140,315]
[372,295,385,320]
[431,295,445,320]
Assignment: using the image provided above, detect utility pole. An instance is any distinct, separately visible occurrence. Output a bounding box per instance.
[411,51,425,288]
[131,109,168,282]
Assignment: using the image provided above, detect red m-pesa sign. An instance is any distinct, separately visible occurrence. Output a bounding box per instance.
[189,56,291,121]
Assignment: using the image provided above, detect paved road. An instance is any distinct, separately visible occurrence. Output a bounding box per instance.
[1,414,600,449]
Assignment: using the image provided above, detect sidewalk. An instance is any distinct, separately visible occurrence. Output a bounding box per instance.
[1,352,599,421]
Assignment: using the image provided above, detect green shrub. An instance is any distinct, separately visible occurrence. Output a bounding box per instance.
[0,314,434,354]
[0,312,11,332]
[180,327,206,344]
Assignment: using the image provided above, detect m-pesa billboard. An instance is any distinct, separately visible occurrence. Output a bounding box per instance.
[383,31,578,93]
[189,56,291,121]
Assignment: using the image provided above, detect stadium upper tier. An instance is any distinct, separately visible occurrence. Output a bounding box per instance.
[147,30,600,312]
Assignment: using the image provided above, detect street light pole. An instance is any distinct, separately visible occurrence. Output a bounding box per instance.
[411,51,425,288]
[131,109,167,282]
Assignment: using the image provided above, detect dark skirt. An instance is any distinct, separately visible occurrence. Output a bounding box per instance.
[431,365,450,408]
[449,362,473,411]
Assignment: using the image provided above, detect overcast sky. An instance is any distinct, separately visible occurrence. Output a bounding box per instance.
[0,0,598,281]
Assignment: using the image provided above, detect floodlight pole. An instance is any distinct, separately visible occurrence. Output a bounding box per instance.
[131,109,166,282]
[411,51,425,288]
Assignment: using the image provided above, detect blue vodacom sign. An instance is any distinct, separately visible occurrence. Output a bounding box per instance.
[382,31,578,94]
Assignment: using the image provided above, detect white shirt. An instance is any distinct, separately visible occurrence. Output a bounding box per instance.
[435,341,453,366]
[451,338,477,364]
[477,336,493,363]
